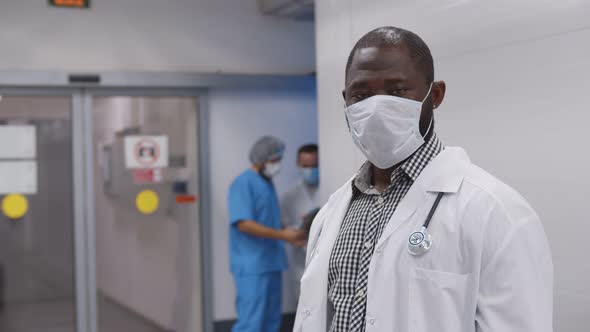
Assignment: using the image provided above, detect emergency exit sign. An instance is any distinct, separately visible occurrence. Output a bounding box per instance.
[49,0,90,8]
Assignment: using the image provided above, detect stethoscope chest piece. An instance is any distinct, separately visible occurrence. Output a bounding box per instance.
[408,227,432,256]
[408,192,445,256]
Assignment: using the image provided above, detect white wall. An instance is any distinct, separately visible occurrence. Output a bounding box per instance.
[207,85,318,320]
[315,1,590,331]
[0,0,315,74]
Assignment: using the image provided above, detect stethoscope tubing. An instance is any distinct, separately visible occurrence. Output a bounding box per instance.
[423,192,445,229]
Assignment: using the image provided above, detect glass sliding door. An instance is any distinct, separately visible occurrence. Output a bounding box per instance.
[0,94,79,332]
[89,94,203,332]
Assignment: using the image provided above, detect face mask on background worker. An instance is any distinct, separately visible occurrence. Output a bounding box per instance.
[263,160,282,178]
[301,167,319,186]
[344,84,433,169]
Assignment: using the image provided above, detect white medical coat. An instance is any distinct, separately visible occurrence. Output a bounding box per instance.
[281,182,320,300]
[294,147,553,332]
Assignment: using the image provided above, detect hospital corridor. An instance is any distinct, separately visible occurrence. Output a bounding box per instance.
[0,1,589,332]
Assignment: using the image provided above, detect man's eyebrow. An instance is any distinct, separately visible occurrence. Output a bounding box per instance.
[383,77,408,85]
[347,80,370,89]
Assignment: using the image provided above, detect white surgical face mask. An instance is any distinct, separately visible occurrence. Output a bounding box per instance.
[263,161,282,178]
[344,84,433,169]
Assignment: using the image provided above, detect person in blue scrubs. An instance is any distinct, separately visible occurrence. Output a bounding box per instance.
[228,136,306,332]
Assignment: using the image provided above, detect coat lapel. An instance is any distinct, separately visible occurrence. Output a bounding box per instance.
[298,179,353,329]
[377,147,469,248]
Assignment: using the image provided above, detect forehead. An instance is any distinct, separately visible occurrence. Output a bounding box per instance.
[298,151,318,159]
[298,152,318,165]
[346,46,419,86]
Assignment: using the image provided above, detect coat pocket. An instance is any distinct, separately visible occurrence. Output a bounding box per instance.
[408,267,470,332]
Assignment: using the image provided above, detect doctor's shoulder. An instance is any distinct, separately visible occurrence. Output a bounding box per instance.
[461,164,539,223]
[458,163,551,258]
[228,170,260,196]
[229,171,248,190]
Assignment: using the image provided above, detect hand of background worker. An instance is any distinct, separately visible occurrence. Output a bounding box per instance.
[281,228,307,247]
[293,239,307,248]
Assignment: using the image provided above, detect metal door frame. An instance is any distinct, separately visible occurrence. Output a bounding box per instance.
[0,87,214,332]
[82,87,212,332]
[0,87,91,332]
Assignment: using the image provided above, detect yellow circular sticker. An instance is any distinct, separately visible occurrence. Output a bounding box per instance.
[2,194,29,220]
[136,190,159,215]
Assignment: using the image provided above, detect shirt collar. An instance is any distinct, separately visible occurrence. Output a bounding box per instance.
[401,132,443,182]
[353,133,444,194]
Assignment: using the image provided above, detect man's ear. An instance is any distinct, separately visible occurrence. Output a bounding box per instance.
[342,90,347,106]
[432,81,446,109]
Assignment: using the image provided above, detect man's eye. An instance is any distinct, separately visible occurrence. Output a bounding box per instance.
[390,89,408,96]
[352,94,369,101]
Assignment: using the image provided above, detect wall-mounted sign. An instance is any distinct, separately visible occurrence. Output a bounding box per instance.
[49,0,90,9]
[133,169,163,184]
[0,126,36,159]
[176,195,197,204]
[0,161,37,195]
[124,136,169,169]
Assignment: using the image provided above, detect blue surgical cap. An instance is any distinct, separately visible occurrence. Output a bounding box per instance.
[249,136,285,165]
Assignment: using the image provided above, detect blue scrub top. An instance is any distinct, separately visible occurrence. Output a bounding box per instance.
[228,169,287,276]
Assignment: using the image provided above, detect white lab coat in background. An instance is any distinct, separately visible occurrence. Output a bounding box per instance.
[294,147,553,332]
[281,182,319,304]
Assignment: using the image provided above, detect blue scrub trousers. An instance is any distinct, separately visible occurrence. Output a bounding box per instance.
[232,272,282,332]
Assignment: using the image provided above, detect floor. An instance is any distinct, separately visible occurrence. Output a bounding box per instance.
[98,295,168,332]
[0,257,166,332]
[0,248,77,332]
[0,295,167,332]
[213,313,296,332]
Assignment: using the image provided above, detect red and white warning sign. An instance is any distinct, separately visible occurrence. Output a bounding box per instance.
[133,169,163,184]
[124,135,169,169]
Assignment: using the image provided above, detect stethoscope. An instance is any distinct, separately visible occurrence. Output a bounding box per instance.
[407,192,445,256]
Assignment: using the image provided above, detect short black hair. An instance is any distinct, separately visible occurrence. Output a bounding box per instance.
[297,144,318,156]
[345,26,434,84]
